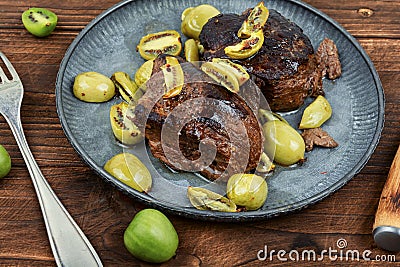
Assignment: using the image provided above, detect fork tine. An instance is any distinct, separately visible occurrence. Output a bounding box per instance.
[0,54,8,82]
[0,66,8,82]
[0,51,19,81]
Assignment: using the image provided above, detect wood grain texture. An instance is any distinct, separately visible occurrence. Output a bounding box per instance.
[0,0,400,266]
[374,146,400,229]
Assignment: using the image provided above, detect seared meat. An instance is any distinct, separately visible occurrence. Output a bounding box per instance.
[316,38,342,80]
[199,9,323,111]
[301,127,338,152]
[134,55,264,181]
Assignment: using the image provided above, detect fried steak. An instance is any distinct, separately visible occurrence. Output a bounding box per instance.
[134,55,263,181]
[199,9,323,111]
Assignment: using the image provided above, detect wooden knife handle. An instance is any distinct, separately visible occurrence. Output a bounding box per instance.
[373,145,400,230]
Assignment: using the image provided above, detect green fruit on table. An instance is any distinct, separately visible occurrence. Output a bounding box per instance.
[263,120,305,166]
[22,7,58,37]
[73,72,116,103]
[226,173,268,210]
[124,209,179,263]
[0,145,11,178]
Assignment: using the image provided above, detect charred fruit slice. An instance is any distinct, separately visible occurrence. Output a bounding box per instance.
[104,153,152,192]
[137,30,182,60]
[187,187,237,212]
[211,58,250,85]
[225,30,264,59]
[161,56,184,98]
[110,102,143,145]
[237,1,269,38]
[73,72,116,103]
[111,72,142,103]
[201,61,240,93]
[134,60,154,90]
[0,145,11,179]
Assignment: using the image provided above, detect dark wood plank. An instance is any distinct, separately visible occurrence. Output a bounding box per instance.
[0,0,400,266]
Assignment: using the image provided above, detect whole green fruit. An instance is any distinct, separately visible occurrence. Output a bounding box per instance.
[73,72,116,103]
[0,145,11,178]
[124,209,179,263]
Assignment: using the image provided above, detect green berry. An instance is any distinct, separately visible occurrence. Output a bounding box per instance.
[22,7,58,37]
[124,209,179,263]
[0,145,11,178]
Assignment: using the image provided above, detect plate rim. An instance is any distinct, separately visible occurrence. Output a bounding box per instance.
[55,0,385,221]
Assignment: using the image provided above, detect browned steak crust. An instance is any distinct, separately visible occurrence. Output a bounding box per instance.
[316,38,342,80]
[199,9,323,111]
[134,55,264,181]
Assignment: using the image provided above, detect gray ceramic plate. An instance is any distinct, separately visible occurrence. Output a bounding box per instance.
[56,0,384,221]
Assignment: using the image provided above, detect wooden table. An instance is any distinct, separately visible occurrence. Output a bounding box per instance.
[0,0,399,266]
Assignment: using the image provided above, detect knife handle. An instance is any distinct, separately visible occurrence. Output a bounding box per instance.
[373,145,400,230]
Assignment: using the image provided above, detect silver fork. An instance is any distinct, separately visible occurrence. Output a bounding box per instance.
[0,51,103,266]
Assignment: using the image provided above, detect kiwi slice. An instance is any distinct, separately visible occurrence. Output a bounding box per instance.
[22,7,58,37]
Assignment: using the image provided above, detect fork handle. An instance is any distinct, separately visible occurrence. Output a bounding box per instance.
[5,114,103,266]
